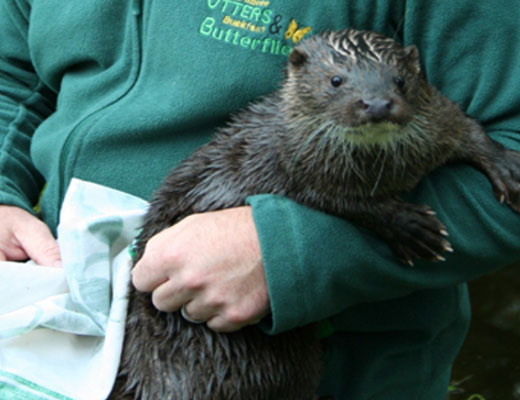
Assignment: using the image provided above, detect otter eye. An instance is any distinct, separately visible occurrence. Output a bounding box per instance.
[394,75,405,89]
[330,75,343,87]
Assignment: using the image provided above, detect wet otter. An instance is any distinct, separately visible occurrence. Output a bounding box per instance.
[111,29,520,399]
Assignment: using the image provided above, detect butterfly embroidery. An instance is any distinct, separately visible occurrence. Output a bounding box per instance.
[285,19,311,43]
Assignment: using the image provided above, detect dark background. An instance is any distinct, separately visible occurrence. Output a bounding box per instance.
[450,262,520,399]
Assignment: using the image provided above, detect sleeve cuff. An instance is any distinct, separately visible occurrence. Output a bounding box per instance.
[247,194,310,335]
[0,190,36,215]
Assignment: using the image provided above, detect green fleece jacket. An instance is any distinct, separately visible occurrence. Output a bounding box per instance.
[1,1,519,399]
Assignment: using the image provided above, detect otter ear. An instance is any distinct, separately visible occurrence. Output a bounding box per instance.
[288,48,308,68]
[404,45,421,74]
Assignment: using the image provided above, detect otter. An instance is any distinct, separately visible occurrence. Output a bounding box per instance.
[110,29,520,399]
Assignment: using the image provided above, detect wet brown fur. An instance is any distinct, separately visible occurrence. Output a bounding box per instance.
[110,29,520,399]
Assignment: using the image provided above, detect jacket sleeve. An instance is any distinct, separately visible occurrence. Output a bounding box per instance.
[247,0,520,335]
[0,0,56,212]
[249,134,520,334]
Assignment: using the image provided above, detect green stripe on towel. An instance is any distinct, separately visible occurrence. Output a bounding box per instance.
[0,371,73,400]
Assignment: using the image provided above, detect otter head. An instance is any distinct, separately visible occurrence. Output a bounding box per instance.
[282,28,428,148]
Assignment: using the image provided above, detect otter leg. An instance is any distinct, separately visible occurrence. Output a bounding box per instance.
[348,198,452,265]
[451,123,520,213]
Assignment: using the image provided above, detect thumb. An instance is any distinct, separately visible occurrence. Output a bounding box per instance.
[17,219,62,267]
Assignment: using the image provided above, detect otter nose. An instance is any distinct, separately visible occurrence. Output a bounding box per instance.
[359,98,393,119]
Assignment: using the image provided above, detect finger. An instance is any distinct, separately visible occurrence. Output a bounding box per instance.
[31,242,62,267]
[206,304,268,333]
[0,229,29,262]
[132,259,170,292]
[131,237,172,292]
[150,278,190,312]
[180,302,206,324]
[0,244,27,262]
[16,220,62,267]
[181,297,219,323]
[206,314,244,333]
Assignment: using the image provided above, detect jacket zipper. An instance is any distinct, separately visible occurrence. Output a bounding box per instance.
[56,0,143,219]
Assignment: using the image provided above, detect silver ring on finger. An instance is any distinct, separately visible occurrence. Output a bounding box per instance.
[180,304,205,324]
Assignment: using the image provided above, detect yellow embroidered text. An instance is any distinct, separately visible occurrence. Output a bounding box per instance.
[223,15,266,33]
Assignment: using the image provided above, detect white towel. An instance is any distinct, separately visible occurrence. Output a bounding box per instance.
[0,179,148,400]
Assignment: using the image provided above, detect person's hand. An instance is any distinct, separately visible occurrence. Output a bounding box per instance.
[132,206,270,333]
[0,205,62,267]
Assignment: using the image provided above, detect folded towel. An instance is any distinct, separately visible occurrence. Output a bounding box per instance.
[0,179,148,400]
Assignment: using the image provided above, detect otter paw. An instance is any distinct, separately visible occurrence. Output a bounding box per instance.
[388,204,453,266]
[489,150,520,213]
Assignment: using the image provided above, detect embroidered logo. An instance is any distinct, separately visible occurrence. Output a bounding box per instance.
[199,0,312,57]
[285,19,311,43]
